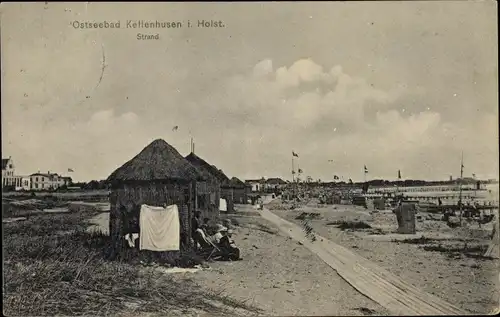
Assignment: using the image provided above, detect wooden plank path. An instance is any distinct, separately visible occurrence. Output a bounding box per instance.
[259,208,469,316]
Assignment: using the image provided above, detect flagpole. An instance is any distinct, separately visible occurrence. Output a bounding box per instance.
[459,152,464,224]
[396,171,399,199]
[292,155,295,199]
[189,129,193,154]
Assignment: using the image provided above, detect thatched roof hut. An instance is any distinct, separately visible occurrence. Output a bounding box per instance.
[228,177,246,189]
[185,153,230,184]
[221,177,250,205]
[107,139,203,256]
[184,152,224,220]
[108,139,204,185]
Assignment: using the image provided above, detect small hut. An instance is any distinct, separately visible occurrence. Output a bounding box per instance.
[106,139,205,256]
[222,177,249,205]
[184,152,224,221]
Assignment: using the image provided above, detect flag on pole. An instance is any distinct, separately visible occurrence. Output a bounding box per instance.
[292,151,299,157]
[364,165,368,174]
[298,168,303,173]
[172,125,179,131]
[398,170,401,180]
[68,168,74,172]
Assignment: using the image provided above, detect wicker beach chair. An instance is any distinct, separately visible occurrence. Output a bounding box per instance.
[193,229,221,260]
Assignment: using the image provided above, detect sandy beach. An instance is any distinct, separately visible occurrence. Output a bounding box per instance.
[272,199,499,315]
[87,206,390,316]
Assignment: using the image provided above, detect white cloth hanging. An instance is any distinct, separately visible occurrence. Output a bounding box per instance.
[219,198,227,212]
[139,204,180,251]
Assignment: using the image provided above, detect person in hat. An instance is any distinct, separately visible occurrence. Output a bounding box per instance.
[219,228,241,261]
[210,224,227,245]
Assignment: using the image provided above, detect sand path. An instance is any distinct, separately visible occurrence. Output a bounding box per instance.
[259,206,469,316]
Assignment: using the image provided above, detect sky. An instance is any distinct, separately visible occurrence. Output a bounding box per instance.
[1,1,498,182]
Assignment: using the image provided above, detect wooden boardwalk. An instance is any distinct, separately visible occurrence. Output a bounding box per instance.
[259,208,469,316]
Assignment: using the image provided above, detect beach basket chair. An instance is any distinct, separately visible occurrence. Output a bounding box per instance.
[193,229,222,260]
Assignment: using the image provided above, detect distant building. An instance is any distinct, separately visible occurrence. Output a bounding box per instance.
[265,177,287,192]
[2,157,24,189]
[245,178,266,192]
[19,176,31,191]
[245,177,287,192]
[62,176,73,186]
[30,171,72,191]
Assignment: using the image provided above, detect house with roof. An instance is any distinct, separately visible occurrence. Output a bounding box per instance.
[2,157,28,190]
[265,177,288,192]
[245,178,266,192]
[30,171,72,191]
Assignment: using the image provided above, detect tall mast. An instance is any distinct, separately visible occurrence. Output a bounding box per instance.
[292,156,295,198]
[459,151,464,224]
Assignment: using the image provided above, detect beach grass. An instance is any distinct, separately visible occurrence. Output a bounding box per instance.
[3,209,258,316]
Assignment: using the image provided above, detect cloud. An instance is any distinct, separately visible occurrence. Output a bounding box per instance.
[205,58,404,131]
[4,109,147,180]
[276,58,325,87]
[3,54,497,182]
[253,59,273,78]
[193,58,497,181]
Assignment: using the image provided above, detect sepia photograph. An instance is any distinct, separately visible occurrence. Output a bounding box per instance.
[1,1,498,316]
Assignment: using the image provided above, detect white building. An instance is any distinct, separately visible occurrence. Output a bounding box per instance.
[19,176,31,191]
[2,157,24,189]
[245,178,266,192]
[30,171,72,191]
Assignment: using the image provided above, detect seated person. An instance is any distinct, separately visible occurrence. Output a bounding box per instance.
[202,217,211,234]
[200,223,209,236]
[218,229,241,261]
[193,228,214,251]
[222,219,233,230]
[225,229,237,247]
[210,224,227,244]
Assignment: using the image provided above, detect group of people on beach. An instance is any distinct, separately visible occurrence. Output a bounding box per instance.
[191,210,241,261]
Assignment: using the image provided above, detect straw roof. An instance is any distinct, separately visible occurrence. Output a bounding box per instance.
[228,177,246,189]
[107,139,204,183]
[185,152,230,184]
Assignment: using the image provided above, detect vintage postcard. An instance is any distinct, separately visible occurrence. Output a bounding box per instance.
[1,1,498,316]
